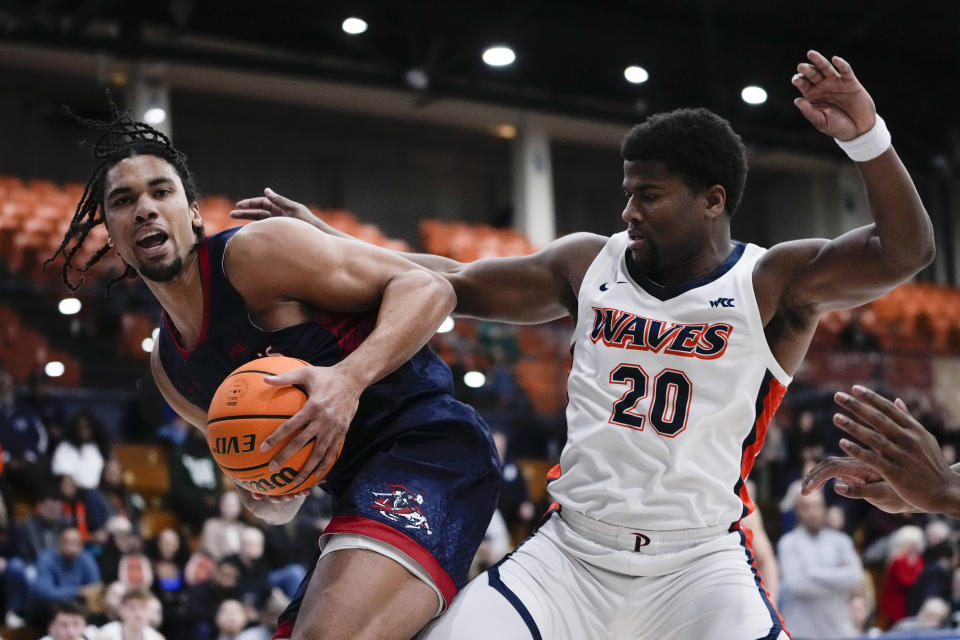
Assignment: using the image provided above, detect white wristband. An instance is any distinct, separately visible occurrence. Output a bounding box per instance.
[834,114,891,162]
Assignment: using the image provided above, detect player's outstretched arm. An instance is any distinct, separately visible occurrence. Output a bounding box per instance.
[758,50,934,316]
[224,217,455,488]
[802,385,960,517]
[233,189,606,324]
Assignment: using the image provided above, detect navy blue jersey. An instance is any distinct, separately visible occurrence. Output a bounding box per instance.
[158,228,458,461]
[159,229,501,618]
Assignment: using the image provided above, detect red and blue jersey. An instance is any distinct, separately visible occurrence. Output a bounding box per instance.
[158,228,461,460]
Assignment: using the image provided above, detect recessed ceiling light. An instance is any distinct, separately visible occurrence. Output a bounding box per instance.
[45,361,65,378]
[58,298,81,315]
[464,371,486,388]
[624,66,649,84]
[482,46,516,67]
[741,85,767,105]
[342,17,367,35]
[143,107,166,124]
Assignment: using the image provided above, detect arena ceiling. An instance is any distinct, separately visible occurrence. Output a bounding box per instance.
[1,0,958,166]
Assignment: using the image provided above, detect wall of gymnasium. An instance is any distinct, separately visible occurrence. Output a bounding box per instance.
[0,66,957,279]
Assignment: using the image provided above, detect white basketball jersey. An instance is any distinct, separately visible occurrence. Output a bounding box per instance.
[550,232,792,530]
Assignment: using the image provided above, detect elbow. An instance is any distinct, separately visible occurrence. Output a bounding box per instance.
[421,269,457,316]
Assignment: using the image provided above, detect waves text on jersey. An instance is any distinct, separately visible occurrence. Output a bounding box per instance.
[590,307,731,359]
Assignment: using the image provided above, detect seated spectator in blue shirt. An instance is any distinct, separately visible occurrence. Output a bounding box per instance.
[32,527,102,620]
[0,370,49,499]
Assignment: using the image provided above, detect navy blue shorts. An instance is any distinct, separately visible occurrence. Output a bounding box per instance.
[275,394,500,635]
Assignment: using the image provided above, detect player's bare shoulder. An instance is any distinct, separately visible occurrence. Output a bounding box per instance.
[542,232,608,296]
[223,217,327,300]
[753,237,830,327]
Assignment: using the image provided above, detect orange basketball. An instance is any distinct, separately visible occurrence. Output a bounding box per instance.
[207,356,330,496]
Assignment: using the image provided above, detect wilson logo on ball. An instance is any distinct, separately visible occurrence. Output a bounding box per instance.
[236,467,298,493]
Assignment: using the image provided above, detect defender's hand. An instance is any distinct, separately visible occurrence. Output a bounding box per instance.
[828,385,959,514]
[232,188,317,224]
[791,50,876,141]
[259,364,362,487]
[802,455,916,514]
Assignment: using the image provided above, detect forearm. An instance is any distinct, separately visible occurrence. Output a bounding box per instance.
[336,269,455,387]
[398,252,461,275]
[857,147,935,271]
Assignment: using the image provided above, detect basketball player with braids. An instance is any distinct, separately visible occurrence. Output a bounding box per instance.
[235,51,934,638]
[52,109,501,640]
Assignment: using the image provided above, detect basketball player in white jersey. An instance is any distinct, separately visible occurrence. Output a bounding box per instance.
[232,50,933,639]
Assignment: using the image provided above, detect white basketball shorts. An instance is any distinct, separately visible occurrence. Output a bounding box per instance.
[419,510,789,640]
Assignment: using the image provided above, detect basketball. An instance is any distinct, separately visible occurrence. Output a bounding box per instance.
[207,356,327,496]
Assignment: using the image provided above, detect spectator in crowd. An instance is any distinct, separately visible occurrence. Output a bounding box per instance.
[226,527,270,611]
[5,487,71,627]
[147,528,189,634]
[0,370,49,498]
[51,411,108,492]
[0,487,18,619]
[57,475,107,546]
[200,492,244,561]
[184,557,244,640]
[777,488,863,639]
[470,510,511,579]
[924,520,953,550]
[879,525,925,626]
[96,516,147,586]
[848,594,878,637]
[146,595,162,632]
[213,600,248,640]
[97,588,164,640]
[96,582,127,627]
[167,429,219,532]
[40,601,96,640]
[908,540,956,617]
[491,430,535,536]
[32,528,102,617]
[890,596,951,632]
[97,459,145,529]
[258,488,330,590]
[949,567,960,624]
[235,589,289,640]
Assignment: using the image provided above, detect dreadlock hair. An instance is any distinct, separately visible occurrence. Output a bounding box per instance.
[47,103,202,292]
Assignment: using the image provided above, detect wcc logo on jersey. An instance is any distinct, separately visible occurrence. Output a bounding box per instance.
[371,484,433,535]
[590,307,732,359]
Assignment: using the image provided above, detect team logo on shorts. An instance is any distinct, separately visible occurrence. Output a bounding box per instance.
[371,484,433,535]
[632,532,651,552]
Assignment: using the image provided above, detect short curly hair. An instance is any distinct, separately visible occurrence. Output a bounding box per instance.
[620,107,747,216]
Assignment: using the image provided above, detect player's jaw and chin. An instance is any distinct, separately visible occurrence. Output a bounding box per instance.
[103,158,202,283]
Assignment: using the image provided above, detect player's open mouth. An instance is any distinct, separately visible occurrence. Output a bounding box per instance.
[136,230,169,258]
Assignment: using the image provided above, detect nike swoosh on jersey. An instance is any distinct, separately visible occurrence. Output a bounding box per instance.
[599,281,628,292]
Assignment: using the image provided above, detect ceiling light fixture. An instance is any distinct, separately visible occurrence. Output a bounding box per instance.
[482,46,516,67]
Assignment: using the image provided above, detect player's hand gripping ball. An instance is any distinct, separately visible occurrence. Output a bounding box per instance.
[207,356,337,496]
